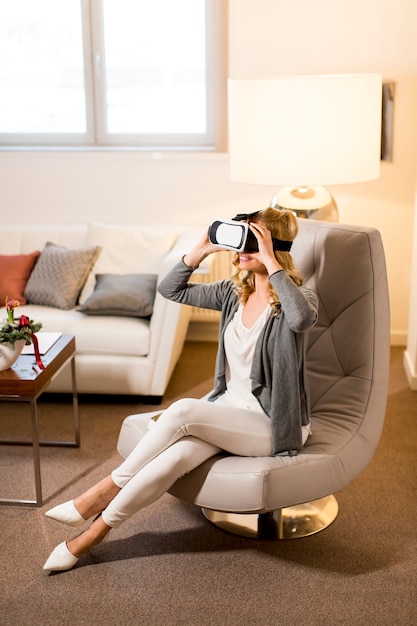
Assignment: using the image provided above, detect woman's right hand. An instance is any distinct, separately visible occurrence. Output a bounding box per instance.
[183,229,222,269]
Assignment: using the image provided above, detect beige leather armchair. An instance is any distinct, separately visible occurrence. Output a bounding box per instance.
[117,219,390,539]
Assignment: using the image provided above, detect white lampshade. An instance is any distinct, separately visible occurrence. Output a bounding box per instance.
[228,74,382,187]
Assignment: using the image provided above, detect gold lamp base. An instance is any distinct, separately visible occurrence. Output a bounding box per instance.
[271,186,338,222]
[202,495,339,540]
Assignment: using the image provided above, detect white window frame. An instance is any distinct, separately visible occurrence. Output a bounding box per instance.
[0,0,226,150]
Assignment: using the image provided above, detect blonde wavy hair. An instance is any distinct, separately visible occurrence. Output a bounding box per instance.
[231,208,302,314]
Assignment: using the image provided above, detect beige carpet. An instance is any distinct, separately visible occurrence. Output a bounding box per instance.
[0,344,416,626]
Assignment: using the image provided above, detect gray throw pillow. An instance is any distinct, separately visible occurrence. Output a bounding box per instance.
[25,242,102,310]
[77,273,158,317]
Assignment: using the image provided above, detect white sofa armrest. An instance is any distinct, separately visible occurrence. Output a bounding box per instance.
[147,228,205,397]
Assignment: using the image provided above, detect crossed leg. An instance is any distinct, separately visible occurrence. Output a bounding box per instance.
[49,397,273,563]
[68,435,220,557]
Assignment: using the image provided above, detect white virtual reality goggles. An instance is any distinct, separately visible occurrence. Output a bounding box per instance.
[208,214,293,253]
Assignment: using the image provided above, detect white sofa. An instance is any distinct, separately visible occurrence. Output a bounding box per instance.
[0,222,204,400]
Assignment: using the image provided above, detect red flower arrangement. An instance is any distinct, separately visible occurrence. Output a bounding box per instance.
[0,297,42,347]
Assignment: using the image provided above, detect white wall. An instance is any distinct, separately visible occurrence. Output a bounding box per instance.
[1,0,417,345]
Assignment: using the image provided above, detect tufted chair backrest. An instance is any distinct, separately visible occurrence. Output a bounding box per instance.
[291,219,390,481]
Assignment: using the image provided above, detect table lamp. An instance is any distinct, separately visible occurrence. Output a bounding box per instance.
[228,74,382,221]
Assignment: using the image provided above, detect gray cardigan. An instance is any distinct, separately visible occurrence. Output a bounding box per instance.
[158,259,319,455]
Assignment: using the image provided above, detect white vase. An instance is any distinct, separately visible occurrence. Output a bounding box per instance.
[0,339,25,371]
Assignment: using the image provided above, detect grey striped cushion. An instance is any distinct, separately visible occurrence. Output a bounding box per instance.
[25,242,101,310]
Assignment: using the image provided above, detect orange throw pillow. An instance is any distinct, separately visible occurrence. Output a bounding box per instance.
[0,251,40,305]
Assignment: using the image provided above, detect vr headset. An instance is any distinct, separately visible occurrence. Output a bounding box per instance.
[208,213,293,253]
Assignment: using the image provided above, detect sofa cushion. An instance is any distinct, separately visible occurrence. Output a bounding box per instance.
[79,223,177,303]
[7,304,152,356]
[0,251,40,304]
[77,273,157,317]
[25,242,101,310]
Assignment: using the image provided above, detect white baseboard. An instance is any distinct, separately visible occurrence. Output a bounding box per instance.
[403,349,417,390]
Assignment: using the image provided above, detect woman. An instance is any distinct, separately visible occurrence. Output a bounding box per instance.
[43,208,318,572]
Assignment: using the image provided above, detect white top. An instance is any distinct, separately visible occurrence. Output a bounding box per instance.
[222,303,311,445]
[223,303,270,412]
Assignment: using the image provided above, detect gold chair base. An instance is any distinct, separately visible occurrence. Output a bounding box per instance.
[202,495,339,540]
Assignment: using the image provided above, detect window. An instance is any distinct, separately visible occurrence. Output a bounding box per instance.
[0,0,226,149]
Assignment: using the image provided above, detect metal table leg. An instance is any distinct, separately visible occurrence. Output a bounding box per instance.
[31,397,43,506]
[0,356,80,506]
[71,356,80,447]
[0,397,43,506]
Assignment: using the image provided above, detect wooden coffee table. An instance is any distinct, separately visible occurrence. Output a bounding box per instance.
[0,334,80,507]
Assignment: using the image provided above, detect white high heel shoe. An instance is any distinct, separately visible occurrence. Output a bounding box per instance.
[45,500,86,528]
[43,542,79,572]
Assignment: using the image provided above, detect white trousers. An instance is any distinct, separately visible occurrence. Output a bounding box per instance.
[101,397,273,528]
